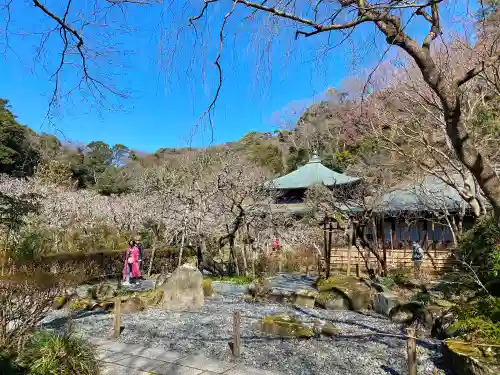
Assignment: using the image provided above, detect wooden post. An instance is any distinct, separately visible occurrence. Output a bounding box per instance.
[406,328,417,375]
[113,297,121,339]
[423,220,429,250]
[347,245,352,276]
[231,311,241,357]
[355,263,360,278]
[390,218,396,266]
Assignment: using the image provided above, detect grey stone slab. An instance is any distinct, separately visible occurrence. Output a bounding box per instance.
[153,363,204,375]
[130,346,185,362]
[100,341,144,354]
[175,354,235,373]
[100,362,150,375]
[115,355,166,372]
[200,372,222,375]
[87,336,113,346]
[96,349,132,363]
[224,365,283,375]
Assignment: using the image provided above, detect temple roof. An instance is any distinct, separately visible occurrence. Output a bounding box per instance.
[375,174,480,213]
[265,153,361,190]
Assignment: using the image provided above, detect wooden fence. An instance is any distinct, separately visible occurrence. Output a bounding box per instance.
[329,247,458,272]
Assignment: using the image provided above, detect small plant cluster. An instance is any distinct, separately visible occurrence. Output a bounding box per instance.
[17,331,100,375]
[0,268,100,375]
[458,216,500,286]
[450,297,500,344]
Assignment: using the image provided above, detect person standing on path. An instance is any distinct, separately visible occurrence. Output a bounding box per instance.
[134,234,144,276]
[123,240,141,286]
[411,241,424,279]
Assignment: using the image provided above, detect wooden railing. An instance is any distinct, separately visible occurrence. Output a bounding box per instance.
[329,247,458,271]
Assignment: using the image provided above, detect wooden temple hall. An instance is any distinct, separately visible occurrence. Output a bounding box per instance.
[265,153,474,250]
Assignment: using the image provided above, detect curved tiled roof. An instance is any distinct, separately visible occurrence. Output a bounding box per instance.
[265,153,361,189]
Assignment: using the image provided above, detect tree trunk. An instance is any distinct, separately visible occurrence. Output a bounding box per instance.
[323,218,328,278]
[241,240,248,276]
[373,19,500,225]
[326,220,333,278]
[148,240,156,277]
[229,236,240,276]
[178,229,186,268]
[346,223,354,276]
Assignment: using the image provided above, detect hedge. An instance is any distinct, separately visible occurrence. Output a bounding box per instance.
[15,247,195,283]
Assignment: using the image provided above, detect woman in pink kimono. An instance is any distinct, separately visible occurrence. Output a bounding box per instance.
[123,240,141,286]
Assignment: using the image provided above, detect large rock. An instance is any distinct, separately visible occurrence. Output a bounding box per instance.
[315,290,350,310]
[121,296,145,314]
[316,276,372,311]
[258,313,313,338]
[374,292,400,316]
[432,312,457,340]
[162,264,204,312]
[294,290,318,308]
[389,301,434,328]
[442,340,499,375]
[248,278,272,298]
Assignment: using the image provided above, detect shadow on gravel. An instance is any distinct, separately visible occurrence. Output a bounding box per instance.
[293,306,439,351]
[41,309,110,331]
[380,365,401,375]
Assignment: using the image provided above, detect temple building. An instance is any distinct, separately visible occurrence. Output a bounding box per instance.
[265,153,475,249]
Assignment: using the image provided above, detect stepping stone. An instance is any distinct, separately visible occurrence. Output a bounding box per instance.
[114,356,166,372]
[100,342,146,355]
[129,346,185,362]
[225,365,284,375]
[175,353,235,373]
[100,363,150,375]
[153,363,204,375]
[97,350,131,363]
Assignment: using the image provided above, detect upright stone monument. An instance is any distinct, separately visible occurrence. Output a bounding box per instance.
[162,263,204,311]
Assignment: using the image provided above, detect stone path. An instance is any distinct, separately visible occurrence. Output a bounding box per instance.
[89,337,282,375]
[267,273,316,295]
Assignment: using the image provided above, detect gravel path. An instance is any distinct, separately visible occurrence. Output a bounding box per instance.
[43,276,447,375]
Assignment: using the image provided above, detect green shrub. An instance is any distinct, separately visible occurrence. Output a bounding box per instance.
[449,297,500,344]
[18,330,99,375]
[458,215,500,284]
[388,266,413,286]
[378,277,396,290]
[69,299,89,311]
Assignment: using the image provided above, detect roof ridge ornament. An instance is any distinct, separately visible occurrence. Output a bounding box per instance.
[309,151,321,163]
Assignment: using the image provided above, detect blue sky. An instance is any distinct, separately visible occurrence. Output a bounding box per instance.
[0,1,478,153]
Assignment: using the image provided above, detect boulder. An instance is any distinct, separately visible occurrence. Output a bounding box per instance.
[442,340,499,375]
[202,279,213,297]
[96,283,117,300]
[432,312,457,340]
[259,313,313,338]
[316,290,350,310]
[389,301,434,328]
[162,264,204,312]
[316,276,371,311]
[268,291,290,304]
[140,289,164,306]
[321,321,339,337]
[121,296,145,314]
[248,278,272,298]
[374,292,400,316]
[294,290,318,309]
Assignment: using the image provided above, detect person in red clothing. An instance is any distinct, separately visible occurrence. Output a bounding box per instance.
[123,240,141,286]
[272,238,279,251]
